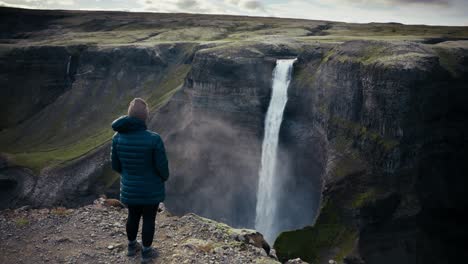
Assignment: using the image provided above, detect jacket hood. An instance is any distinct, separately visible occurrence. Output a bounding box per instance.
[111,115,147,133]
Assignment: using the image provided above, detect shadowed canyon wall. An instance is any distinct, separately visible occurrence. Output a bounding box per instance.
[274,40,468,264]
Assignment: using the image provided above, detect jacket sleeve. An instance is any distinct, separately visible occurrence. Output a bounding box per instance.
[111,134,122,173]
[153,135,169,182]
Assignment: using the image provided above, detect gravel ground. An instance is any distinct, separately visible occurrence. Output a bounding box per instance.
[0,198,281,264]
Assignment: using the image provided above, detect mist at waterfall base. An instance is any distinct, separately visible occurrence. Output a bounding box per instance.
[159,58,319,244]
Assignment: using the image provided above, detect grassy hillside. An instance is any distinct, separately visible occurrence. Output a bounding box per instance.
[0,6,467,173]
[1,7,468,47]
[0,42,194,173]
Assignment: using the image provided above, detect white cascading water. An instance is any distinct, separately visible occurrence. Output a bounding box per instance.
[66,55,71,75]
[255,58,297,243]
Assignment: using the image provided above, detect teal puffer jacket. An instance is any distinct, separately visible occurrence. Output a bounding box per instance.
[110,115,169,205]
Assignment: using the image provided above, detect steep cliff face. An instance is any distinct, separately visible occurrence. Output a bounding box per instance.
[0,46,76,130]
[149,42,323,228]
[275,40,468,264]
[0,43,194,207]
[149,46,273,228]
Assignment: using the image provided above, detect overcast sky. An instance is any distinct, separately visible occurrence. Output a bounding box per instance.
[1,0,467,26]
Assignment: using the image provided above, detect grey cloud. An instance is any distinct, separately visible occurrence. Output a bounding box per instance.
[174,0,211,13]
[342,0,452,7]
[243,0,263,9]
[175,0,198,9]
[392,0,451,5]
[0,0,74,7]
[225,0,264,10]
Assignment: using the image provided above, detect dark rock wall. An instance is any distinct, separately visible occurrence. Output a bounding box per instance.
[0,46,74,130]
[151,42,327,229]
[0,43,195,208]
[150,47,276,228]
[276,49,328,234]
[275,40,468,264]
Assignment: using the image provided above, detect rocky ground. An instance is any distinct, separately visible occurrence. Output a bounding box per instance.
[0,197,289,264]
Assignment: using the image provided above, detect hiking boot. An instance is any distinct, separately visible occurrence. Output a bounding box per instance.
[141,246,155,264]
[127,240,140,257]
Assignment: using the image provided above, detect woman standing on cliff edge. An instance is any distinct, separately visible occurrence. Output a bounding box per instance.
[110,98,169,264]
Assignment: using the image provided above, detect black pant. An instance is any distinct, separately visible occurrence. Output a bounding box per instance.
[126,203,159,247]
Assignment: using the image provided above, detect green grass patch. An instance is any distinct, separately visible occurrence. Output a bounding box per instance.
[433,47,460,77]
[333,156,362,179]
[2,60,192,173]
[333,45,388,65]
[227,27,310,40]
[150,27,227,42]
[330,116,399,152]
[294,65,317,86]
[351,189,377,208]
[323,42,435,68]
[325,23,468,39]
[145,64,191,111]
[6,11,468,46]
[51,207,70,216]
[14,217,29,227]
[274,199,357,263]
[9,129,114,173]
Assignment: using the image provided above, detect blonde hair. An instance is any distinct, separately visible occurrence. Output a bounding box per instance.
[128,98,149,122]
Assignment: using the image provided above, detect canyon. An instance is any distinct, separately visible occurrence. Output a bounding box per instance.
[1,7,468,264]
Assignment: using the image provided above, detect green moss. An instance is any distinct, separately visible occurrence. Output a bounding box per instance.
[360,45,389,63]
[351,189,377,208]
[378,137,399,151]
[331,45,388,65]
[322,49,336,62]
[375,52,430,65]
[31,30,169,46]
[325,23,468,40]
[334,230,358,262]
[294,66,316,86]
[51,207,70,216]
[220,239,242,248]
[146,64,191,110]
[10,129,114,173]
[274,199,356,263]
[433,47,459,77]
[2,60,192,173]
[151,27,227,42]
[330,116,399,153]
[227,27,310,40]
[7,12,468,47]
[333,157,361,179]
[325,43,433,67]
[14,217,29,227]
[317,104,327,114]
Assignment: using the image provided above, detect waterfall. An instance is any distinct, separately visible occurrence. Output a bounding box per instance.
[255,58,297,243]
[66,55,71,76]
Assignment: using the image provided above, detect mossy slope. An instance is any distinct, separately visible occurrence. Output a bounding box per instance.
[0,44,194,173]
